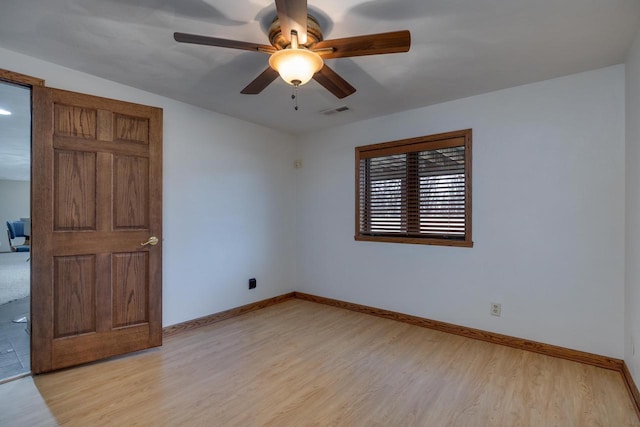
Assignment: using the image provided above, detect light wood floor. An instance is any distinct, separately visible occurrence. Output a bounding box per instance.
[0,299,637,426]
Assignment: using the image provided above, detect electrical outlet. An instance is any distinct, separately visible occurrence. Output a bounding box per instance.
[248,278,256,289]
[490,303,501,317]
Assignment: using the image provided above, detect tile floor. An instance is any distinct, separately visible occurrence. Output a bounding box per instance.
[0,297,29,379]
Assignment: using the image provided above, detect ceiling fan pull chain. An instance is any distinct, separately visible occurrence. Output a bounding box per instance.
[292,80,300,111]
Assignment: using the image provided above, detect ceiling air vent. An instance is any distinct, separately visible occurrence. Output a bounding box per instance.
[321,106,350,116]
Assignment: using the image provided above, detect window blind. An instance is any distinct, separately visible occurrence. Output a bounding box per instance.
[356,130,472,246]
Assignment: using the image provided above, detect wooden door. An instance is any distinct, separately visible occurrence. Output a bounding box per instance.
[31,87,163,373]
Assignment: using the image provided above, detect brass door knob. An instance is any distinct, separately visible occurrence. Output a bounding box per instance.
[141,236,159,246]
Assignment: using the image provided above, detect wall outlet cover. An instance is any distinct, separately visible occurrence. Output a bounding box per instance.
[490,303,501,317]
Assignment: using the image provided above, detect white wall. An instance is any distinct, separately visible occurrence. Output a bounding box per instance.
[1,46,629,360]
[0,180,30,252]
[626,28,640,384]
[296,66,626,358]
[0,47,298,326]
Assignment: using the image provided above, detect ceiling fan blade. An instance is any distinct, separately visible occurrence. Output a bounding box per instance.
[276,0,308,44]
[241,67,280,94]
[174,32,276,54]
[314,30,411,59]
[313,65,356,99]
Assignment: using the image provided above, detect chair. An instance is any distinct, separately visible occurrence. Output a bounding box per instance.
[6,221,30,252]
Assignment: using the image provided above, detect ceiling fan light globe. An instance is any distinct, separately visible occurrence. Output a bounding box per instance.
[269,48,323,86]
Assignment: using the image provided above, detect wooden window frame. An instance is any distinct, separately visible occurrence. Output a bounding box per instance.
[355,129,473,248]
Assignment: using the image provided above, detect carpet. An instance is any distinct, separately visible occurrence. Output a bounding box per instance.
[0,252,30,306]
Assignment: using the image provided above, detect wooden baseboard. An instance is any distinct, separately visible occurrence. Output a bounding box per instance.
[293,292,623,371]
[164,291,623,371]
[163,293,296,337]
[623,362,640,419]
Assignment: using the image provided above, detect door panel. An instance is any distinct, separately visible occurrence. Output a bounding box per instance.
[54,150,97,230]
[54,255,96,338]
[114,155,149,229]
[115,114,149,143]
[112,252,149,328]
[54,104,97,139]
[32,86,162,373]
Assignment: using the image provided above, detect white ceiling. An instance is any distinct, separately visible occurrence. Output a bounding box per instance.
[0,0,639,141]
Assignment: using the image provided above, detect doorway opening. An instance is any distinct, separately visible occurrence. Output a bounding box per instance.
[0,81,31,380]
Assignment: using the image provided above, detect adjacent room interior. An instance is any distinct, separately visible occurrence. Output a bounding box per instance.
[0,81,31,380]
[0,0,640,424]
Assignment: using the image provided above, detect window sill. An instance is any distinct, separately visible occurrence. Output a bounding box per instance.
[354,234,473,248]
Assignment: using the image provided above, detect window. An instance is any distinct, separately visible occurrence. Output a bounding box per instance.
[355,129,472,247]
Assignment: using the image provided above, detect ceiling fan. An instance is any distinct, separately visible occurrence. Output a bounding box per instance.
[174,0,411,99]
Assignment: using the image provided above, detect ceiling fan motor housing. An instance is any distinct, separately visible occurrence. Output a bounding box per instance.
[269,14,323,49]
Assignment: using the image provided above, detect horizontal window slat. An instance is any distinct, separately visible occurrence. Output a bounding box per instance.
[419,166,465,173]
[360,231,467,239]
[366,205,467,210]
[419,192,465,196]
